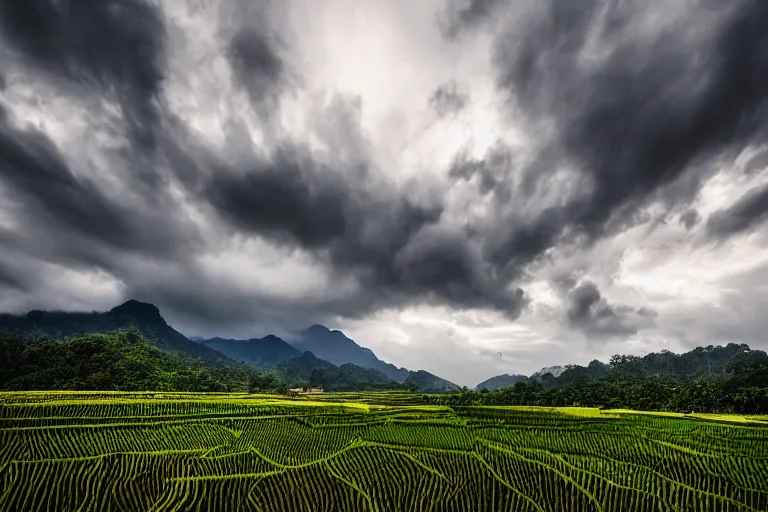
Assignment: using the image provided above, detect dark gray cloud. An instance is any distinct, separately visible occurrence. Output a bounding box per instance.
[0,258,25,291]
[679,209,700,231]
[0,1,201,293]
[428,81,467,117]
[0,114,203,282]
[566,281,656,339]
[437,0,503,39]
[706,184,768,238]
[0,0,167,152]
[449,142,513,196]
[202,136,527,317]
[0,1,530,326]
[743,149,768,175]
[2,0,767,348]
[206,146,350,248]
[227,28,284,109]
[441,0,768,281]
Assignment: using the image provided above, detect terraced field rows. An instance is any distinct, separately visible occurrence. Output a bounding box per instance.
[1,392,766,511]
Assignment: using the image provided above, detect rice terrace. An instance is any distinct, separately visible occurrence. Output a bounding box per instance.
[1,392,767,511]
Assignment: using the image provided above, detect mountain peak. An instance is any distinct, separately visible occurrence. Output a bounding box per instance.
[305,324,332,334]
[109,300,163,322]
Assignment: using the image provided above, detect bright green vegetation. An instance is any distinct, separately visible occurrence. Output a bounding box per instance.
[2,393,767,511]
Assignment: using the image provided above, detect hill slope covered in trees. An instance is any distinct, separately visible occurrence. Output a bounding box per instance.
[0,300,230,365]
[435,343,768,414]
[0,330,284,393]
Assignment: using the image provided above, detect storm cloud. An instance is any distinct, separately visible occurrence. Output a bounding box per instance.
[566,281,656,339]
[0,0,167,151]
[436,0,768,302]
[706,184,768,238]
[1,0,768,383]
[227,28,284,111]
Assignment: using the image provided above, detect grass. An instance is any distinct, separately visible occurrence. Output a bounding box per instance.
[0,392,766,511]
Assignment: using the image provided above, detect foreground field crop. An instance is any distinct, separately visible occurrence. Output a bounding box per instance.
[1,392,767,511]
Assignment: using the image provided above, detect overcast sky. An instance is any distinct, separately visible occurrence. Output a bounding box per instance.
[1,0,768,386]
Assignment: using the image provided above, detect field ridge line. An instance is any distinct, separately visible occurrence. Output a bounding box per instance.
[325,461,379,512]
[478,438,604,512]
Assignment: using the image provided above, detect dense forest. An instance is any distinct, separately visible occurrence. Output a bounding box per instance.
[427,344,768,414]
[0,330,287,393]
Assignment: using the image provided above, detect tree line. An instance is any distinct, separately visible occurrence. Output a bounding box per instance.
[426,344,768,414]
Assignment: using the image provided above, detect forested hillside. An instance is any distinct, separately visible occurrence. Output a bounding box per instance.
[0,300,230,365]
[432,343,768,414]
[0,330,285,393]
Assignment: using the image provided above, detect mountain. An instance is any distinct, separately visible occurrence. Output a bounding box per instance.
[276,351,336,385]
[291,325,410,382]
[276,352,457,393]
[404,370,459,392]
[0,300,230,366]
[201,335,300,367]
[0,302,458,391]
[308,363,401,392]
[475,374,529,391]
[531,366,567,379]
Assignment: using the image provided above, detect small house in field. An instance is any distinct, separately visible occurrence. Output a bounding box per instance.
[288,387,324,395]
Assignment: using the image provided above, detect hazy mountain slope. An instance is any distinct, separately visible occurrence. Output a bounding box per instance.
[309,363,401,392]
[475,374,529,391]
[404,370,459,392]
[201,335,300,367]
[0,300,231,365]
[276,351,337,385]
[291,324,410,382]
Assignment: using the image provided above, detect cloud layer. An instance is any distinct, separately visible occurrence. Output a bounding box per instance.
[1,0,768,384]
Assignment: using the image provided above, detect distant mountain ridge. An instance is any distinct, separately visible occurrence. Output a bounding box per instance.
[404,370,460,392]
[475,374,529,391]
[308,363,404,392]
[276,351,337,384]
[200,335,301,367]
[0,300,459,392]
[290,324,410,382]
[0,300,230,365]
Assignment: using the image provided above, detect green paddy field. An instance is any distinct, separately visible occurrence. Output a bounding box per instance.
[1,391,766,511]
